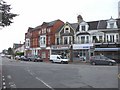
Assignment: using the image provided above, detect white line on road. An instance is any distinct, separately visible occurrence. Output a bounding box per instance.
[3,82,5,85]
[2,78,5,81]
[7,75,12,79]
[35,77,54,90]
[3,86,6,89]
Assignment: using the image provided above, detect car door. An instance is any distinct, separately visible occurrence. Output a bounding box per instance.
[95,56,101,64]
[100,56,108,65]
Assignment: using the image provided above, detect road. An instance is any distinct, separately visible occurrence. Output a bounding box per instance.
[0,55,119,89]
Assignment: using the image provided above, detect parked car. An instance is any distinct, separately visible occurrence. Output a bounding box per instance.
[27,56,43,62]
[50,55,69,64]
[20,56,29,61]
[15,55,21,60]
[90,55,116,65]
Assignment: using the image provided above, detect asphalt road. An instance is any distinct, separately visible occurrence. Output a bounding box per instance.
[1,56,119,89]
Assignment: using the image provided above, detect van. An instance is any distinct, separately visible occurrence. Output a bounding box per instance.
[50,55,69,64]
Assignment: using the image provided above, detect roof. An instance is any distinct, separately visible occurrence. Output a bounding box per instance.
[97,20,107,29]
[116,18,120,28]
[13,43,24,49]
[87,21,99,30]
[70,23,78,30]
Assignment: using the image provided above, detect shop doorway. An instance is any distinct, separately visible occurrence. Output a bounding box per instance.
[79,50,89,61]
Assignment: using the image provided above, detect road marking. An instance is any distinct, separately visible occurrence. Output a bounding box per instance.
[3,82,5,85]
[2,76,4,78]
[7,75,12,79]
[35,77,54,90]
[3,86,6,89]
[9,82,16,88]
[2,78,5,81]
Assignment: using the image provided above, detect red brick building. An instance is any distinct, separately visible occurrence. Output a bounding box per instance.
[25,19,64,62]
[38,20,64,62]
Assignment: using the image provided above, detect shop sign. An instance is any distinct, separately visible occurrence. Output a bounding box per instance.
[73,44,93,49]
[51,45,70,50]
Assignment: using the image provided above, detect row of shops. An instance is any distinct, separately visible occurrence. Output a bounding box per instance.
[25,43,120,63]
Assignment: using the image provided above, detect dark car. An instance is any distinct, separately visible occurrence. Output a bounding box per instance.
[27,56,43,62]
[90,55,116,65]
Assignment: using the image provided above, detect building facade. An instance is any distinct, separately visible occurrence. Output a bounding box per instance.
[24,15,120,63]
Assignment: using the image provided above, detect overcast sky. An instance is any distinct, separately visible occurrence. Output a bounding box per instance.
[0,0,119,52]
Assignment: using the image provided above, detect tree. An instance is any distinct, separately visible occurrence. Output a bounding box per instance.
[8,47,14,55]
[0,0,18,27]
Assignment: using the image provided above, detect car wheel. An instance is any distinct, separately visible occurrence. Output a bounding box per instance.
[92,62,96,65]
[29,59,31,61]
[109,62,113,66]
[52,60,54,63]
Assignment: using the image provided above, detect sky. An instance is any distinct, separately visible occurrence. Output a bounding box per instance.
[0,0,119,52]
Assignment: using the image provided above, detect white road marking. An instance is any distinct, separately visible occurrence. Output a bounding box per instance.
[35,77,54,90]
[2,78,5,81]
[9,82,16,88]
[2,76,4,78]
[7,75,12,79]
[3,86,6,89]
[3,82,5,85]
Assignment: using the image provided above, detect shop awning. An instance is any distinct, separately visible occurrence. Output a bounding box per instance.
[95,48,120,51]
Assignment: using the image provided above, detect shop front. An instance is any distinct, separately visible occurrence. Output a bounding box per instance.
[51,45,71,59]
[73,44,94,61]
[94,43,120,63]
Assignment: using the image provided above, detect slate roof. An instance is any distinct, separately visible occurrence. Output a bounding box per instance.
[87,21,99,30]
[97,20,107,29]
[116,18,120,28]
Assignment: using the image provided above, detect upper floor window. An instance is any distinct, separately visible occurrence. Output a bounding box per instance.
[79,21,89,32]
[81,36,85,44]
[39,36,46,46]
[64,26,70,33]
[106,33,118,43]
[110,23,114,28]
[107,17,117,29]
[48,36,50,45]
[47,28,51,33]
[81,26,85,31]
[63,36,72,45]
[56,38,59,45]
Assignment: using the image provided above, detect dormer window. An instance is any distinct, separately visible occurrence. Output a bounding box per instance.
[81,26,85,31]
[79,21,89,32]
[110,23,114,28]
[107,17,117,29]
